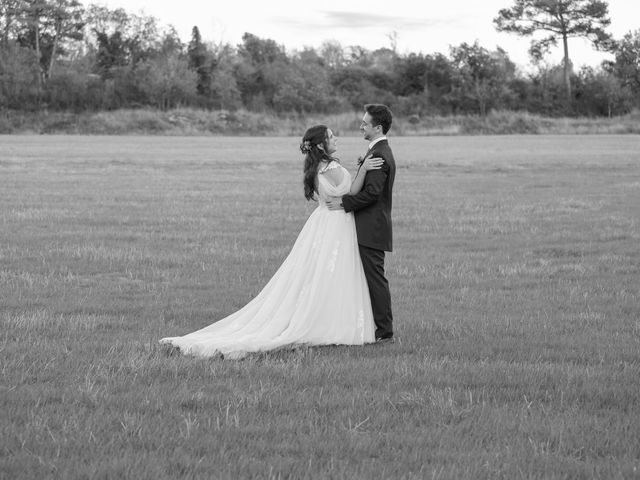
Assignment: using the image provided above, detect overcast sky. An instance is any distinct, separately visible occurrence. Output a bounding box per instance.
[93,0,638,71]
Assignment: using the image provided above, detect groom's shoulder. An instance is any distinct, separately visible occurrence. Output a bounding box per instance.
[374,139,392,152]
[377,141,395,159]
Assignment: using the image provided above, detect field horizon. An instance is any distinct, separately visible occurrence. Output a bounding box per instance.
[2,107,640,136]
[1,134,639,479]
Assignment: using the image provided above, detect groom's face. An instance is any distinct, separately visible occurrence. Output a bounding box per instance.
[360,112,380,141]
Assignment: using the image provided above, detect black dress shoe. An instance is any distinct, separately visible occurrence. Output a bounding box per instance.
[375,337,395,345]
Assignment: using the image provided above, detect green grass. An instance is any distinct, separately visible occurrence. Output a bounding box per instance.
[1,134,639,479]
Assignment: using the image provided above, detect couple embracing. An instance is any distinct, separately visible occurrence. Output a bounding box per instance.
[161,104,396,359]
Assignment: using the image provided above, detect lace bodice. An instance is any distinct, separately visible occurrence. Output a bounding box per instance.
[317,161,351,202]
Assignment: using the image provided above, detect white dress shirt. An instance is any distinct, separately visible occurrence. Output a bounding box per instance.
[368,135,387,150]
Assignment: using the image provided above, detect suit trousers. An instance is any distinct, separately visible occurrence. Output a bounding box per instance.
[358,244,393,339]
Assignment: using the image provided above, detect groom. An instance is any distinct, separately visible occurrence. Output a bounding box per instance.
[327,104,396,343]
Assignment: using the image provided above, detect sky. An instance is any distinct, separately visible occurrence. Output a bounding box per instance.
[93,0,638,71]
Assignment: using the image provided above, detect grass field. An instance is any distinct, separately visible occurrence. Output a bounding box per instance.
[1,134,639,479]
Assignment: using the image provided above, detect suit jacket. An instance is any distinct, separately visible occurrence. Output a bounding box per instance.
[342,139,395,252]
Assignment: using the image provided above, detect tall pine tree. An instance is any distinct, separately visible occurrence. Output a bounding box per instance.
[187,26,210,96]
[494,0,611,103]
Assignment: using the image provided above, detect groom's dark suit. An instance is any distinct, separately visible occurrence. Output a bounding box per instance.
[341,139,396,340]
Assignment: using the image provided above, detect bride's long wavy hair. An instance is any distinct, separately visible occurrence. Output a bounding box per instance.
[300,125,337,201]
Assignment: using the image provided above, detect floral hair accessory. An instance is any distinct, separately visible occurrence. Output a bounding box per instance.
[300,140,313,154]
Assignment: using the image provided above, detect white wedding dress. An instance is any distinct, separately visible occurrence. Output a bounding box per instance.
[160,161,375,358]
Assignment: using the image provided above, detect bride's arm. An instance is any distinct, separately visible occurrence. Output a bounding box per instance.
[349,157,384,194]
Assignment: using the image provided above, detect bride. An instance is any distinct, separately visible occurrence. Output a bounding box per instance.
[160,125,383,359]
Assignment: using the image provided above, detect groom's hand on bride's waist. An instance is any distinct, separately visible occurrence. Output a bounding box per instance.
[326,196,344,211]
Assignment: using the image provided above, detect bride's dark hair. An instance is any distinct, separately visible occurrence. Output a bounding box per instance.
[301,125,336,201]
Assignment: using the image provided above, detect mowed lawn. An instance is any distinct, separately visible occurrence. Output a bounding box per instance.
[1,134,639,479]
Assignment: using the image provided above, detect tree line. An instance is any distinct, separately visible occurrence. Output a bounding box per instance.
[1,0,639,118]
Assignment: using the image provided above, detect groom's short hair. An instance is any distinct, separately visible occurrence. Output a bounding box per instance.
[365,104,392,134]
